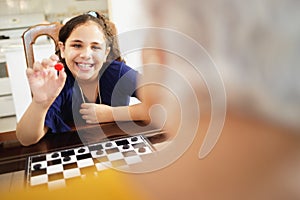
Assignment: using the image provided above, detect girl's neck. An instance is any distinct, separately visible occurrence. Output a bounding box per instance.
[78,78,97,88]
[78,78,100,103]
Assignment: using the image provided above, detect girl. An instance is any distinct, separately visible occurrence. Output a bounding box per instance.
[16,11,148,146]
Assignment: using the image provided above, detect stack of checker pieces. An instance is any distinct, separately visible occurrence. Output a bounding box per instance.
[26,135,155,190]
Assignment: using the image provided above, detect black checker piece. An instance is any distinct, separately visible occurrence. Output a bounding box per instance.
[131,137,138,142]
[63,156,71,162]
[78,148,86,153]
[51,152,60,158]
[33,163,42,170]
[105,142,113,147]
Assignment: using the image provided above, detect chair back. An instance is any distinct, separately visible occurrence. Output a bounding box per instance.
[22,22,63,68]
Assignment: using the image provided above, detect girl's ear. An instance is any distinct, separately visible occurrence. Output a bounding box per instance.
[104,46,111,62]
[58,41,65,58]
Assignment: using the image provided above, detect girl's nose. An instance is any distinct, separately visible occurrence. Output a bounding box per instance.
[80,47,92,59]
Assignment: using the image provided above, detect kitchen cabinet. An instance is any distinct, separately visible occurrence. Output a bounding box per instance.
[0,78,15,117]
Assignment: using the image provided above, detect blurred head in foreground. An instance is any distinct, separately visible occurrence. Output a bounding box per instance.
[140,0,300,134]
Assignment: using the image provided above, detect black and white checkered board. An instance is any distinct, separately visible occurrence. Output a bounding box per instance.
[26,135,155,190]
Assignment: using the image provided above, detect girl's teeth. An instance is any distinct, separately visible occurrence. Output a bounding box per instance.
[77,63,92,68]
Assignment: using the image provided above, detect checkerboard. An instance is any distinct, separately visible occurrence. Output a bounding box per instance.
[26,135,155,190]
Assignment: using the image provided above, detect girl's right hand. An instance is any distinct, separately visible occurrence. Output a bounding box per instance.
[26,55,67,107]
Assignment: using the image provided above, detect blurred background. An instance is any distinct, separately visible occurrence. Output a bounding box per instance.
[141,0,300,131]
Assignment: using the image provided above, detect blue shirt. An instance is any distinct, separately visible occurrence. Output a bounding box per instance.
[45,61,138,133]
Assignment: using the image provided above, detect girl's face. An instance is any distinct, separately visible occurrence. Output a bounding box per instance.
[59,21,110,82]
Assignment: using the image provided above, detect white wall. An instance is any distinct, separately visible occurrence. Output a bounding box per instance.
[109,0,149,71]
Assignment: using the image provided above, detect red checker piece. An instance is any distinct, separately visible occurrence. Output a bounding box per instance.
[54,63,64,71]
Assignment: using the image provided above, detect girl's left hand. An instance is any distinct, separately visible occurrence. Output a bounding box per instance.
[79,103,113,124]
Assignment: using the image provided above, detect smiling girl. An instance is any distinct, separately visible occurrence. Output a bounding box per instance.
[16,12,148,146]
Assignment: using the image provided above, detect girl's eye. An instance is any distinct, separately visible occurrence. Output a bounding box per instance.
[71,44,81,48]
[92,46,102,50]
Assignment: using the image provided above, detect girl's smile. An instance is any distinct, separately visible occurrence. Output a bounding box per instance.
[75,62,95,71]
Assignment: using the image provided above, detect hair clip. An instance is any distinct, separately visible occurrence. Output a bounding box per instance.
[85,11,108,29]
[86,11,99,18]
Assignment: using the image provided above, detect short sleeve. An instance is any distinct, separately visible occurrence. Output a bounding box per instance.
[118,62,139,97]
[100,61,139,106]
